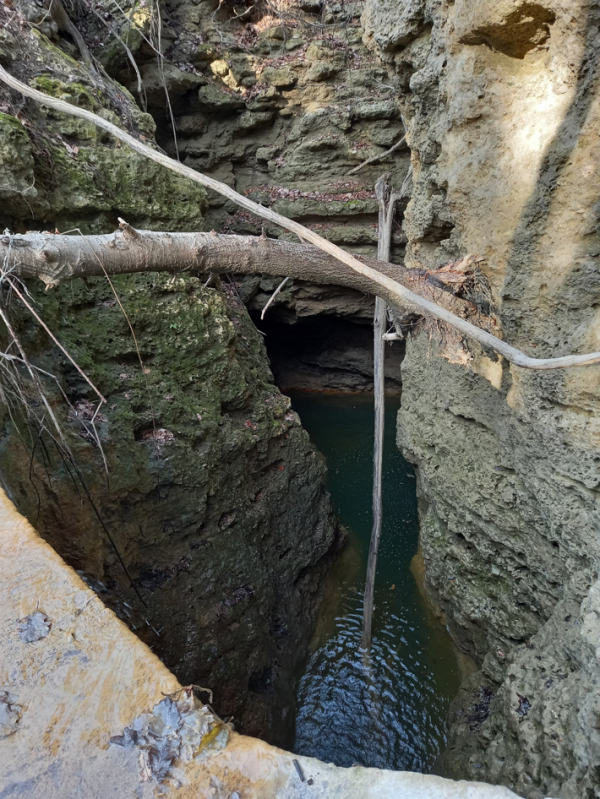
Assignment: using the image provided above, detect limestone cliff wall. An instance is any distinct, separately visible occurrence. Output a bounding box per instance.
[0,5,341,744]
[363,1,600,797]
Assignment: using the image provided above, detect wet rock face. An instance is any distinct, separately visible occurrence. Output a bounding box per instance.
[0,5,341,744]
[365,0,600,796]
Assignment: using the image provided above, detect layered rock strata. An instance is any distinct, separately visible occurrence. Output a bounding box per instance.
[363,1,600,797]
[78,0,412,390]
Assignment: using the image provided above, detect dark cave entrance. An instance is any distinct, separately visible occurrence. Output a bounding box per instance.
[250,310,404,395]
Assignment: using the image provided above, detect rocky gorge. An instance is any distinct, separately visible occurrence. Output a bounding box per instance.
[0,4,345,744]
[0,0,599,797]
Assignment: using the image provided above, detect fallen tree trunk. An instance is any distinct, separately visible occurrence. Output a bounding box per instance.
[0,226,473,318]
[1,65,600,370]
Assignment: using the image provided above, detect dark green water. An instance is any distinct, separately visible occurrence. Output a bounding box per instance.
[289,392,464,773]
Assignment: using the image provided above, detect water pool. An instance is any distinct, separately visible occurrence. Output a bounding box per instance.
[289,392,465,773]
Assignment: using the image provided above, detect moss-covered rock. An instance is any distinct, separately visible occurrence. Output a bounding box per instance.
[0,26,206,232]
[0,273,341,742]
[44,143,208,232]
[0,112,47,217]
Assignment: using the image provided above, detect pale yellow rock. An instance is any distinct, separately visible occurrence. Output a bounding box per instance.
[0,487,528,798]
[363,1,600,795]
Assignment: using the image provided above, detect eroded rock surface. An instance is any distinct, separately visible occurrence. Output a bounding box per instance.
[364,1,600,796]
[0,3,342,744]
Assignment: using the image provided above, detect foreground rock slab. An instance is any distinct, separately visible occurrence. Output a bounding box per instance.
[0,485,530,798]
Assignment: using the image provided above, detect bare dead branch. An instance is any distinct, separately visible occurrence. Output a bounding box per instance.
[362,174,392,653]
[347,135,407,176]
[261,276,290,320]
[0,65,599,370]
[0,229,475,319]
[6,278,106,404]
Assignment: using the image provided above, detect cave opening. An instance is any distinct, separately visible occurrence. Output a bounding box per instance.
[250,309,404,395]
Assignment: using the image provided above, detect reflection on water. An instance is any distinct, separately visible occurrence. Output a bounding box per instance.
[290,392,463,773]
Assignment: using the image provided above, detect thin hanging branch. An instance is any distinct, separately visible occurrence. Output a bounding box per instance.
[49,0,96,71]
[1,66,599,370]
[361,175,396,653]
[5,278,106,405]
[347,135,407,176]
[261,276,290,320]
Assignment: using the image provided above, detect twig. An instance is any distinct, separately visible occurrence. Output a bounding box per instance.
[293,759,306,782]
[5,278,106,404]
[260,276,290,320]
[49,0,97,72]
[228,4,255,21]
[88,3,145,103]
[154,0,179,161]
[347,135,407,176]
[0,306,69,448]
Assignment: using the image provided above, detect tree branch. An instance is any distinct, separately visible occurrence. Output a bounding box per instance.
[0,65,599,370]
[0,227,472,317]
[347,135,407,176]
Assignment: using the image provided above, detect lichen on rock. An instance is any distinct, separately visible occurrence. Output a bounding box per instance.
[109,689,230,786]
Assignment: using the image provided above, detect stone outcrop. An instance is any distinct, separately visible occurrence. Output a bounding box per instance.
[0,485,526,798]
[85,0,409,254]
[0,12,206,233]
[1,269,342,743]
[0,4,341,744]
[363,1,600,797]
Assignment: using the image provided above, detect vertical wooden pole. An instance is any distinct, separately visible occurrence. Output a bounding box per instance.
[361,175,393,652]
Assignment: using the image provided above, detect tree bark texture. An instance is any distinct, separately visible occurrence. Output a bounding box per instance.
[0,228,473,319]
